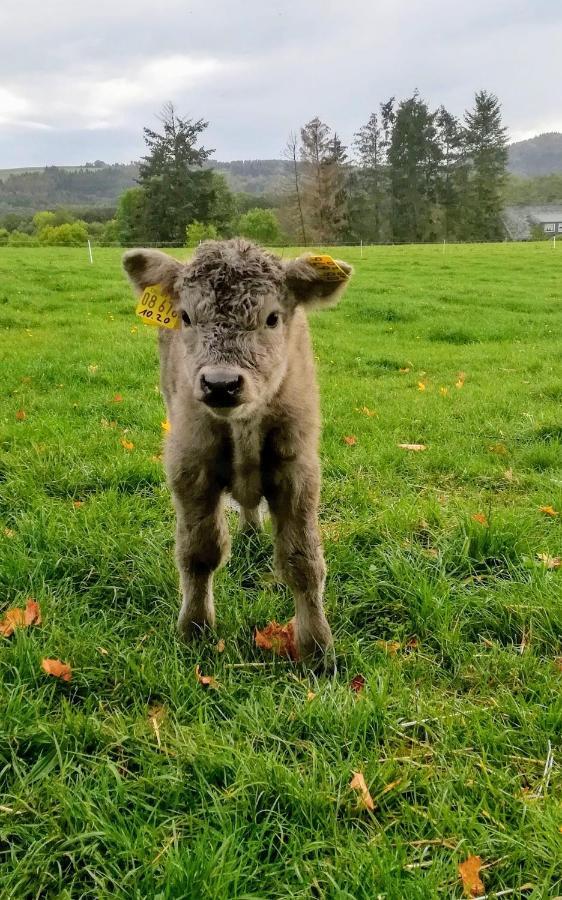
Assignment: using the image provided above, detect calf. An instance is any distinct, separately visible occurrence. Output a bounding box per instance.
[123,239,352,664]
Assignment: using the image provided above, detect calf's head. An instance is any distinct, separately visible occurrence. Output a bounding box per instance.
[123,239,352,419]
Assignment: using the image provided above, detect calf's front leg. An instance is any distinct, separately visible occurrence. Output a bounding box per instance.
[268,463,333,664]
[172,484,229,640]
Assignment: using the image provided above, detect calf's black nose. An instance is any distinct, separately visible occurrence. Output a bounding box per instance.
[200,370,243,407]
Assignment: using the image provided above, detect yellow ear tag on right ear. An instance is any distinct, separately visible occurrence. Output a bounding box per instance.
[307,254,349,282]
[135,284,180,329]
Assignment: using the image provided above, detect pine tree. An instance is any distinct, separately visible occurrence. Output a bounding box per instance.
[435,106,467,241]
[352,108,394,242]
[463,91,508,241]
[298,118,348,242]
[138,102,216,243]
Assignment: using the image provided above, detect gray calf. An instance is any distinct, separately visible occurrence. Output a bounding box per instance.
[123,239,352,664]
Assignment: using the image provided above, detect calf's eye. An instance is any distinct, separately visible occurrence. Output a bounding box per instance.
[266,312,280,328]
[181,311,191,326]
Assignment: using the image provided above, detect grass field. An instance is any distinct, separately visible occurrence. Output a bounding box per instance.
[1,242,561,898]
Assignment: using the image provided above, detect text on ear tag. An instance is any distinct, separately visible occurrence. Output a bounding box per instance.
[307,255,349,282]
[135,284,180,329]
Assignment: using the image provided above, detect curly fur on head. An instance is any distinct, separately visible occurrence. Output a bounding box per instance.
[185,238,285,296]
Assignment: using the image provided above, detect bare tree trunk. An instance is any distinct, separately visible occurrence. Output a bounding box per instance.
[285,132,307,245]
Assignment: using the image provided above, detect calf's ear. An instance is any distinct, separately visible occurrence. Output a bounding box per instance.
[122,249,184,300]
[284,254,353,310]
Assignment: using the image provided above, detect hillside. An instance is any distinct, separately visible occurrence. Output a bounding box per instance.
[508,132,562,177]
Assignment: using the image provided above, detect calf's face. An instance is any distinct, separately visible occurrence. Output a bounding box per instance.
[124,239,351,419]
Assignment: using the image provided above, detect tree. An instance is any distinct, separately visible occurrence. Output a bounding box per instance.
[116,187,148,245]
[186,221,218,246]
[463,91,508,241]
[387,93,441,242]
[283,132,307,244]
[0,228,8,245]
[435,106,467,240]
[38,222,89,245]
[299,117,348,242]
[237,208,281,244]
[138,102,215,243]
[208,173,236,236]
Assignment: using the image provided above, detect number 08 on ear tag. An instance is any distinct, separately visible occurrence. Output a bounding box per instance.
[135,284,180,329]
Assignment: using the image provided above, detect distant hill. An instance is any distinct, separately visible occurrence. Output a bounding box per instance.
[508,133,562,177]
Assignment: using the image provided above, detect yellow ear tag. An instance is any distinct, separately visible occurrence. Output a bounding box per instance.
[135,284,180,329]
[307,254,349,282]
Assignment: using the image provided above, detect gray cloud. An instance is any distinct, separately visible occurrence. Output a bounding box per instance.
[0,0,560,166]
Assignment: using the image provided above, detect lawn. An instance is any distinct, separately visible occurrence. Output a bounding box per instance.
[1,242,561,898]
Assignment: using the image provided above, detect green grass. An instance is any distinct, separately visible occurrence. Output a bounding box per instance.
[1,242,561,898]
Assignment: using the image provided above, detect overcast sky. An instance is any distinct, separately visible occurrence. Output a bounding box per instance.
[0,0,560,167]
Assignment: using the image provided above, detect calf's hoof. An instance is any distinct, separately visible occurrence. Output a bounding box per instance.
[177,606,215,642]
[292,616,335,672]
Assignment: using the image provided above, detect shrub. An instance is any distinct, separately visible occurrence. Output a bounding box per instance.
[7,231,39,246]
[236,208,280,244]
[185,221,218,247]
[0,228,8,246]
[38,222,89,246]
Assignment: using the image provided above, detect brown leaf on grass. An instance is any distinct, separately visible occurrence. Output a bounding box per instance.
[216,638,225,653]
[15,409,26,421]
[0,599,41,637]
[356,406,376,418]
[161,420,171,433]
[254,620,298,661]
[375,639,401,655]
[306,690,316,702]
[458,855,484,897]
[456,372,466,389]
[471,513,488,526]
[350,674,366,694]
[539,505,558,517]
[4,528,14,538]
[343,435,357,446]
[349,772,375,811]
[120,438,134,451]
[554,657,562,672]
[100,418,117,429]
[111,393,123,403]
[41,658,72,682]
[72,500,84,509]
[417,381,426,392]
[399,367,410,374]
[503,468,514,482]
[194,665,220,690]
[398,443,427,452]
[537,553,561,570]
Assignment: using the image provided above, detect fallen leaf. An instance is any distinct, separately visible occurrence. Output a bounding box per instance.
[343,435,357,446]
[4,528,14,538]
[539,505,558,517]
[194,664,220,690]
[100,418,117,429]
[349,772,375,811]
[161,420,171,433]
[456,372,466,389]
[357,406,376,418]
[15,409,26,421]
[151,454,162,463]
[380,778,402,796]
[399,367,410,374]
[503,468,514,482]
[375,639,401,655]
[405,636,419,650]
[41,658,72,682]
[439,387,449,397]
[471,513,488,526]
[417,382,426,392]
[350,674,366,694]
[97,646,109,656]
[458,855,484,898]
[306,690,316,702]
[398,443,427,452]
[87,364,99,374]
[112,394,123,403]
[0,599,41,637]
[255,620,298,661]
[72,500,84,509]
[216,638,225,653]
[537,553,561,570]
[130,326,138,334]
[121,438,134,451]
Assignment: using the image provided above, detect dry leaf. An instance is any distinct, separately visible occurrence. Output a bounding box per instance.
[112,393,123,403]
[15,409,26,421]
[456,372,466,389]
[399,367,410,374]
[97,646,109,656]
[357,406,376,418]
[254,620,298,660]
[458,855,484,897]
[343,435,357,446]
[216,638,225,653]
[398,443,427,452]
[161,420,171,433]
[0,599,41,637]
[151,454,162,463]
[350,674,366,694]
[4,528,14,538]
[439,387,449,396]
[148,704,166,748]
[471,513,488,526]
[306,690,316,702]
[100,418,117,429]
[503,468,514,482]
[417,382,426,392]
[194,664,220,690]
[539,505,558,517]
[375,639,401,655]
[130,326,138,334]
[349,772,375,811]
[489,442,508,455]
[87,364,99,374]
[121,438,134,451]
[380,778,402,796]
[41,658,72,682]
[554,658,562,672]
[72,500,84,509]
[537,553,561,570]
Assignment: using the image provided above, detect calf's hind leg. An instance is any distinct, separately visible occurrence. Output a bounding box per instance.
[173,485,230,639]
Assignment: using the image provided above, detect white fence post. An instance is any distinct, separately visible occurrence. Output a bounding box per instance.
[87,240,93,264]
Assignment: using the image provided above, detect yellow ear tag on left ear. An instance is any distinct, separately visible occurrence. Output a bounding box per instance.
[307,254,349,282]
[135,284,180,329]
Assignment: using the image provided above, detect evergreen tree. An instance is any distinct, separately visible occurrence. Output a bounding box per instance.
[387,93,441,242]
[138,102,216,243]
[299,118,348,242]
[435,106,467,240]
[463,91,508,241]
